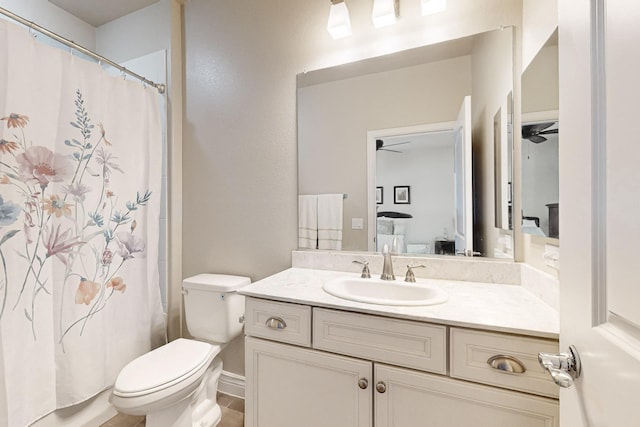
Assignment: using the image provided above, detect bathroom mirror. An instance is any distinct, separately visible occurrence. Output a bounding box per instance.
[297,27,514,258]
[494,92,513,231]
[521,30,559,240]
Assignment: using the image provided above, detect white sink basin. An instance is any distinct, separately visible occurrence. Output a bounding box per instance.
[322,276,448,306]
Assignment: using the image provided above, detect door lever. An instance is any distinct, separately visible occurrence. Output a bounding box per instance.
[538,345,582,388]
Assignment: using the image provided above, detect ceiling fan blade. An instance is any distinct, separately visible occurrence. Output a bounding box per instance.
[527,135,547,143]
[538,129,558,135]
[530,122,556,133]
[380,148,402,153]
[384,141,412,147]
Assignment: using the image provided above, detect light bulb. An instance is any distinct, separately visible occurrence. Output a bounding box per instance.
[327,1,352,39]
[372,0,397,28]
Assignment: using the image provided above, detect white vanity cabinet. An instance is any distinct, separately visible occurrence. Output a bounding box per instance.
[244,297,560,427]
[374,364,558,427]
[245,337,372,427]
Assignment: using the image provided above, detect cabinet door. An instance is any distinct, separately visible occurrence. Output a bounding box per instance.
[374,364,558,427]
[245,337,372,427]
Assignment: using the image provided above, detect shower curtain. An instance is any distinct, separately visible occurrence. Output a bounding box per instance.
[0,20,166,426]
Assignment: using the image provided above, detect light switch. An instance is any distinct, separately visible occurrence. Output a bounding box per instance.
[351,218,364,230]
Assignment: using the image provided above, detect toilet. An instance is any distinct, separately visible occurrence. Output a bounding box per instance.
[110,274,250,427]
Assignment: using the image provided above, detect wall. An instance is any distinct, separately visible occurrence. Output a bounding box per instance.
[522,44,558,113]
[298,56,471,251]
[95,0,171,63]
[0,0,95,48]
[183,0,523,377]
[522,0,557,70]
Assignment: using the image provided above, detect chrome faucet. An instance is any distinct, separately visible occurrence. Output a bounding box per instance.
[380,244,395,281]
[352,260,371,278]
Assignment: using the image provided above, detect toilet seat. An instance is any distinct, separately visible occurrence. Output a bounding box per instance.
[114,338,220,398]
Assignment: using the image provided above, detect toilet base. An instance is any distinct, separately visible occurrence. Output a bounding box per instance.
[145,400,221,427]
[114,356,224,427]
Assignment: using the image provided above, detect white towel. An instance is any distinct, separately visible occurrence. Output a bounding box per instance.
[317,194,343,250]
[298,195,318,249]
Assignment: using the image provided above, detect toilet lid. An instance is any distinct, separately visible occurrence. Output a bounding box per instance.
[114,338,219,397]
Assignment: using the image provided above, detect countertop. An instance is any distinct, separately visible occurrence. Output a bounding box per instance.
[239,267,559,340]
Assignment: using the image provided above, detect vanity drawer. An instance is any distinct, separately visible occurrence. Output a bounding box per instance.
[450,328,559,398]
[244,297,312,347]
[313,308,447,374]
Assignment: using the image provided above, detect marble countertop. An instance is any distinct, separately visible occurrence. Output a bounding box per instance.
[239,267,559,339]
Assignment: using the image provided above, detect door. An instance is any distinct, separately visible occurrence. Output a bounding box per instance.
[244,337,372,427]
[559,0,640,425]
[453,95,473,255]
[374,364,558,427]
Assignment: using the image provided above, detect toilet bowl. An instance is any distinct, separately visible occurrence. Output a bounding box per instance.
[110,274,250,427]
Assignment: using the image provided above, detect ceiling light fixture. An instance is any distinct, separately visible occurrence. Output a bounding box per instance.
[421,0,447,16]
[327,0,352,39]
[372,0,399,28]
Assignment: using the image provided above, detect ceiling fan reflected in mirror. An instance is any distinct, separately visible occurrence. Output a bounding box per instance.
[376,139,411,153]
[522,121,558,144]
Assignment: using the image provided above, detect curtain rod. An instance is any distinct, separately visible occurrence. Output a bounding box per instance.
[0,6,166,94]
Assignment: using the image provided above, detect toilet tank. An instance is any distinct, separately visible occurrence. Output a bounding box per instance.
[182,274,250,343]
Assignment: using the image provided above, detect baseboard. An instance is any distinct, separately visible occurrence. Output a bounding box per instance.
[218,370,245,399]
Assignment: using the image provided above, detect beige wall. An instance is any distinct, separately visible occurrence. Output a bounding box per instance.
[183,0,523,376]
[522,44,558,113]
[298,56,472,251]
[0,0,95,47]
[522,0,558,70]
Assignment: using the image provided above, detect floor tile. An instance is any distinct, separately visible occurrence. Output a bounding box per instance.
[102,393,244,426]
[219,406,244,427]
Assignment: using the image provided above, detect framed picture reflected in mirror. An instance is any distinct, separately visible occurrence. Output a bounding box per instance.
[394,186,410,204]
[376,187,383,204]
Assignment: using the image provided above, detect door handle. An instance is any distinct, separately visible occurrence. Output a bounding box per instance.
[538,345,582,388]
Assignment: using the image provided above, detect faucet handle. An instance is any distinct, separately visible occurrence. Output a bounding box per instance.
[352,260,371,278]
[405,264,426,282]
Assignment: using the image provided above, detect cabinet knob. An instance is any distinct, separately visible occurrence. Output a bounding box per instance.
[265,316,287,330]
[375,381,387,393]
[487,355,527,374]
[358,378,369,389]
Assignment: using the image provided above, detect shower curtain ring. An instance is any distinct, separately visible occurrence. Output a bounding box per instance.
[28,22,37,38]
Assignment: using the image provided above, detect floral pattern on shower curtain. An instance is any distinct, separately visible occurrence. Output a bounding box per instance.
[0,20,165,426]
